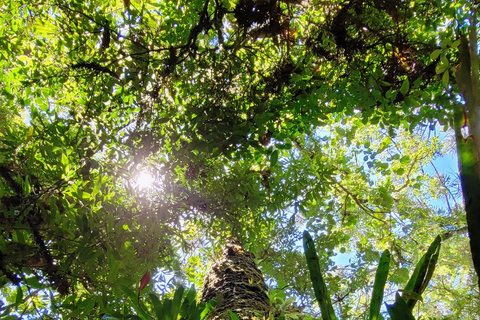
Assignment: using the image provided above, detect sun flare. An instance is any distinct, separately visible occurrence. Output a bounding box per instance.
[135,171,155,190]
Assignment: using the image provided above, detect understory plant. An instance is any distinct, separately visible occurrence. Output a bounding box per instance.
[303,231,441,320]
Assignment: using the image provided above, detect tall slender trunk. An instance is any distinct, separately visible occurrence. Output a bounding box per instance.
[201,239,271,320]
[455,16,480,290]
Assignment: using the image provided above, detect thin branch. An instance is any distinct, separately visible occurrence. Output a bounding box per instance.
[331,180,389,225]
[442,226,468,241]
[430,160,459,210]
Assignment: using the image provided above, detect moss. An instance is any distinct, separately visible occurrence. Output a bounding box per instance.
[201,239,271,320]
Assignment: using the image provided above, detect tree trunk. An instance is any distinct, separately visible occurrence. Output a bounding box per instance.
[454,16,480,290]
[201,239,271,320]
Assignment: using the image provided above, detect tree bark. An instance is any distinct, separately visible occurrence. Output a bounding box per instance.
[201,239,271,320]
[453,107,480,290]
[454,17,480,290]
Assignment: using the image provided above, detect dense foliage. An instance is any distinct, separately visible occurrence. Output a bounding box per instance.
[0,0,479,319]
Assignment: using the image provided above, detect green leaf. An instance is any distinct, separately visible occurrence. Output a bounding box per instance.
[229,311,241,320]
[303,231,337,320]
[386,293,416,320]
[390,268,410,285]
[400,78,409,95]
[430,49,442,60]
[163,298,172,320]
[184,286,197,305]
[93,175,102,196]
[15,286,23,305]
[81,298,96,316]
[119,285,150,320]
[440,53,449,65]
[404,96,420,107]
[419,236,441,294]
[148,293,164,319]
[369,249,390,320]
[403,235,441,309]
[171,286,185,320]
[270,150,279,167]
[399,155,410,164]
[435,64,448,74]
[200,300,215,320]
[61,153,68,166]
[120,285,138,302]
[107,251,119,278]
[25,276,42,289]
[180,287,198,319]
[451,39,461,48]
[38,103,49,112]
[442,71,449,88]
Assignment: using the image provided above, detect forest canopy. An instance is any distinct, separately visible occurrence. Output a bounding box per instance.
[0,0,479,319]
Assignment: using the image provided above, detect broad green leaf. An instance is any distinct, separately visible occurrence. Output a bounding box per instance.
[451,39,461,48]
[120,285,138,303]
[184,286,197,305]
[386,293,416,320]
[435,64,448,74]
[38,103,49,112]
[25,276,42,289]
[93,174,102,196]
[80,298,96,317]
[15,286,23,305]
[430,49,442,60]
[270,150,279,167]
[303,231,337,320]
[442,71,449,88]
[369,249,390,320]
[421,242,441,294]
[163,298,172,320]
[107,251,119,277]
[390,268,410,285]
[148,293,164,319]
[171,286,185,320]
[180,287,198,318]
[403,235,441,309]
[400,78,409,95]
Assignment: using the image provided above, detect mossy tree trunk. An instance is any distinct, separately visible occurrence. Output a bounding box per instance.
[455,21,480,290]
[201,239,271,320]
